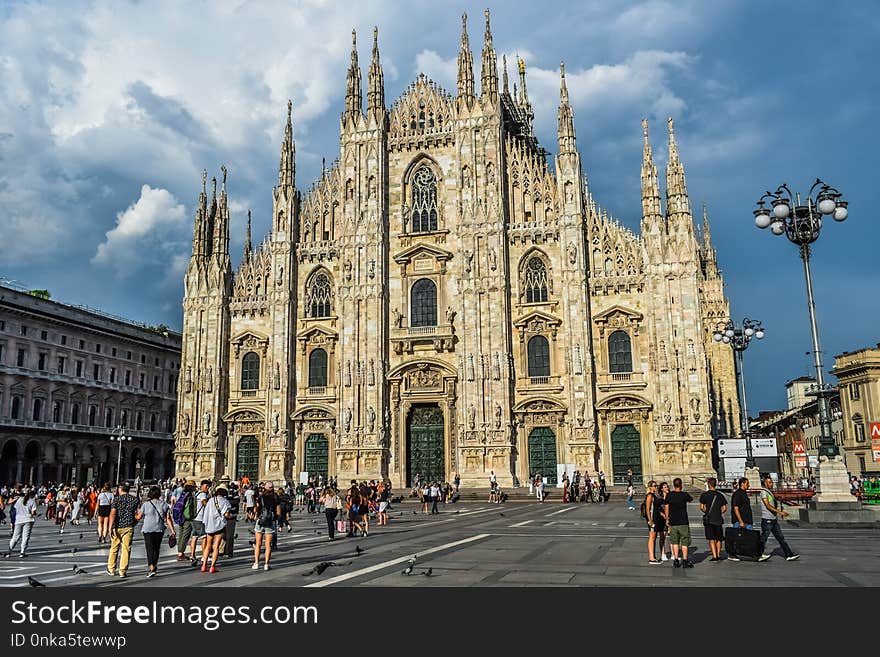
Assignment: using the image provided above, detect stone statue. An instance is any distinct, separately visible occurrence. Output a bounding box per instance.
[663,398,672,424]
[690,397,701,423]
[182,413,190,433]
[367,406,376,432]
[392,308,403,328]
[577,402,585,426]
[568,242,577,265]
[446,306,456,325]
[468,405,476,430]
[344,407,352,432]
[494,404,502,429]
[344,260,352,282]
[203,412,211,435]
[206,366,213,392]
[492,352,501,381]
[272,410,280,434]
[276,264,283,285]
[488,248,497,271]
[464,249,473,273]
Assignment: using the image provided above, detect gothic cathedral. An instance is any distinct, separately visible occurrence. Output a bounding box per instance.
[173,12,740,488]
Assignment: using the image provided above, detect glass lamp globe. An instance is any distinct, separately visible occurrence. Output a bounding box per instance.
[722,336,731,344]
[744,327,754,337]
[754,209,772,229]
[725,328,735,338]
[771,221,785,235]
[773,200,790,219]
[755,329,765,339]
[713,333,723,342]
[833,203,848,221]
[818,197,836,215]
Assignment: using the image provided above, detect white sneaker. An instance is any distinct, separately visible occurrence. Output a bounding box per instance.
[661,554,669,562]
[264,564,271,571]
[251,562,259,570]
[758,554,771,562]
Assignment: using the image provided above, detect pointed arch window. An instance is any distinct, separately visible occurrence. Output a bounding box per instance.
[608,330,633,373]
[308,349,328,388]
[306,272,333,318]
[241,352,260,390]
[523,256,549,303]
[410,278,437,327]
[527,335,551,377]
[410,166,438,233]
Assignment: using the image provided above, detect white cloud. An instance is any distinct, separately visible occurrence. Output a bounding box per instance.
[414,50,457,90]
[92,184,187,277]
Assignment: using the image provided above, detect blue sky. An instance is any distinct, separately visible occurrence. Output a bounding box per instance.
[1,0,877,413]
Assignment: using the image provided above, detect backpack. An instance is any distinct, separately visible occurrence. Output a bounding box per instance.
[172,491,195,525]
[640,493,652,520]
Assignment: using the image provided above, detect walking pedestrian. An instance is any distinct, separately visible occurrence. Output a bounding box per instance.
[535,474,545,502]
[106,483,140,578]
[171,479,197,561]
[430,482,441,514]
[346,481,365,537]
[377,481,390,526]
[626,482,636,510]
[201,484,232,574]
[665,478,694,568]
[321,486,339,540]
[96,483,113,544]
[759,475,799,562]
[699,477,727,562]
[135,486,175,578]
[7,490,37,558]
[189,479,211,566]
[252,482,280,570]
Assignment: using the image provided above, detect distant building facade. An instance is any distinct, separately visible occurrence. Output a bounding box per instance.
[832,344,880,475]
[0,285,181,486]
[173,12,739,488]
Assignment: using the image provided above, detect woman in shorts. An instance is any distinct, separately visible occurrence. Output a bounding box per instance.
[252,483,280,570]
[200,484,232,574]
[96,484,113,543]
[377,483,390,527]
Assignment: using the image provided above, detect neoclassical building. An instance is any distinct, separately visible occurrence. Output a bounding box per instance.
[173,12,739,488]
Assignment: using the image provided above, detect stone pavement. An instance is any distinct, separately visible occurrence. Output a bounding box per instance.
[2,497,878,587]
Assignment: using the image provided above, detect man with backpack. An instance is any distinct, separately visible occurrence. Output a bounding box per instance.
[172,479,197,561]
[699,477,728,562]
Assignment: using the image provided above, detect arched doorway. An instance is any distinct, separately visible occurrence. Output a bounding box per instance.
[304,434,329,479]
[406,404,444,486]
[528,427,558,485]
[236,436,259,482]
[0,440,18,484]
[23,441,40,485]
[611,424,642,484]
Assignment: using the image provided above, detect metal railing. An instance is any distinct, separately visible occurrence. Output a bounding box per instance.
[529,376,550,385]
[308,386,327,396]
[408,326,437,335]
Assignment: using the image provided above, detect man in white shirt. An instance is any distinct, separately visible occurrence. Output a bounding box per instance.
[244,485,256,521]
[7,490,37,557]
[188,480,211,566]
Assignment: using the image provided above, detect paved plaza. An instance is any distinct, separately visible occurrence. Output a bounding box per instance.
[3,497,879,587]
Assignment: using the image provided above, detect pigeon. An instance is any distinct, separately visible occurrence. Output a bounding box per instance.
[28,576,45,587]
[499,513,505,517]
[355,545,364,556]
[58,539,63,543]
[402,565,413,576]
[423,568,433,577]
[413,511,418,515]
[300,561,338,576]
[79,533,83,540]
[234,534,239,540]
[73,566,88,575]
[314,530,320,535]
[455,510,460,514]
[71,547,77,554]
[311,520,317,524]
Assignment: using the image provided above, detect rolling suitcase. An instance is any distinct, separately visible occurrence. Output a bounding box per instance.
[725,527,762,560]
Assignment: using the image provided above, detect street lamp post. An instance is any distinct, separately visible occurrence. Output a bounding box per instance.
[753,178,847,459]
[110,427,131,487]
[753,178,867,515]
[713,318,765,467]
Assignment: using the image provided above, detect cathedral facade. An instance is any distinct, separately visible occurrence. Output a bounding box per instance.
[173,12,740,488]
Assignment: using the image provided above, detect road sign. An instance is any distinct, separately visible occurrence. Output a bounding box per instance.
[871,422,880,439]
[718,439,747,458]
[750,438,777,457]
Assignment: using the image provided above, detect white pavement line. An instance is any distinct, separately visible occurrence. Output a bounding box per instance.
[305,533,490,588]
[510,520,534,528]
[617,522,626,527]
[546,506,578,517]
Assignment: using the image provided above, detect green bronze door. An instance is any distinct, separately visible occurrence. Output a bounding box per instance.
[528,427,558,485]
[407,404,445,487]
[611,424,642,484]
[236,435,259,482]
[305,433,329,479]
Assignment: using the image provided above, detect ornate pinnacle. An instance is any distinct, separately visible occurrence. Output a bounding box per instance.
[502,54,509,93]
[457,12,475,105]
[220,164,227,191]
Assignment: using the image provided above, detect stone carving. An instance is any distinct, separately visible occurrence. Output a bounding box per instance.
[492,352,501,381]
[345,361,352,387]
[488,248,497,271]
[392,308,403,328]
[206,366,213,392]
[272,410,280,433]
[584,418,595,439]
[203,412,211,435]
[367,406,376,432]
[467,354,475,381]
[367,259,376,279]
[568,242,577,265]
[343,407,352,432]
[368,359,375,386]
[464,249,473,273]
[446,306,456,325]
[185,366,192,393]
[577,402,585,426]
[182,413,190,434]
[494,404,502,429]
[468,405,476,430]
[273,363,280,390]
[663,398,672,423]
[409,366,440,388]
[276,264,283,285]
[690,397,701,423]
[344,260,352,282]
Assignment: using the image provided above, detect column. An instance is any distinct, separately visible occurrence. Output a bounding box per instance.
[15,458,23,484]
[36,459,45,486]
